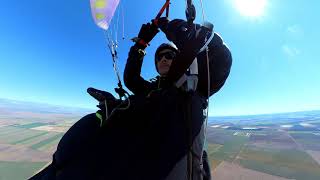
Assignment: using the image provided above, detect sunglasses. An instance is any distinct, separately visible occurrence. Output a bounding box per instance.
[157,51,176,62]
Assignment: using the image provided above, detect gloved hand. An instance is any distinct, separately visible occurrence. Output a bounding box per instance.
[157,18,214,82]
[135,22,159,47]
[87,87,122,119]
[157,18,210,52]
[155,17,170,29]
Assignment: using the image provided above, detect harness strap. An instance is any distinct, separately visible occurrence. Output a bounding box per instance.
[199,32,214,53]
[175,31,214,89]
[186,59,199,92]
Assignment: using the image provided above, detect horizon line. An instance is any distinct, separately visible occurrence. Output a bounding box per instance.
[211,109,320,118]
[1,97,319,117]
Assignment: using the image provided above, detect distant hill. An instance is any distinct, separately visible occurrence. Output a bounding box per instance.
[209,110,320,125]
[0,98,94,115]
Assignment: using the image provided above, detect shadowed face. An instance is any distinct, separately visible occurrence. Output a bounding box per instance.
[156,49,176,76]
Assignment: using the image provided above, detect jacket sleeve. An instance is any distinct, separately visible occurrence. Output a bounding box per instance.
[123,45,153,96]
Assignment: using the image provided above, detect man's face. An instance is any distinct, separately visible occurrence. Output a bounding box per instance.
[156,49,176,76]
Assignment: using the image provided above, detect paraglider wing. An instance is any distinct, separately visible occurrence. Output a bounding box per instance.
[90,0,120,30]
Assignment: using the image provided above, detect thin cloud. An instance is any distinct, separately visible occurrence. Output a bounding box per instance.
[282,44,300,57]
[287,25,303,38]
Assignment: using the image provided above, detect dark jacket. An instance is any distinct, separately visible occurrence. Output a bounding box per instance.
[122,27,232,179]
[123,44,171,96]
[123,44,212,180]
[30,30,231,180]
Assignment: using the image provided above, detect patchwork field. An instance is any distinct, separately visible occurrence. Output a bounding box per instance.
[207,143,223,169]
[249,131,299,150]
[238,148,320,180]
[0,161,47,180]
[0,125,66,180]
[1,99,320,180]
[207,129,249,170]
[0,144,51,162]
[31,133,64,151]
[207,125,320,180]
[0,100,88,180]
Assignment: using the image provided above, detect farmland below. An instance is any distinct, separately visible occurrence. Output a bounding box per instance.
[0,98,90,179]
[1,98,320,179]
[208,110,320,180]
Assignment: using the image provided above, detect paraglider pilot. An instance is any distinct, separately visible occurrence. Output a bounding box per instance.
[29,18,232,180]
[123,17,232,180]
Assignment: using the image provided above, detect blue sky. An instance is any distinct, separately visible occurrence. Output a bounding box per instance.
[0,0,319,116]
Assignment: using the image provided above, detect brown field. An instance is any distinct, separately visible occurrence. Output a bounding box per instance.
[210,159,222,170]
[0,121,15,127]
[212,161,293,180]
[206,128,235,144]
[248,132,298,150]
[31,125,70,133]
[0,144,51,162]
[307,150,320,166]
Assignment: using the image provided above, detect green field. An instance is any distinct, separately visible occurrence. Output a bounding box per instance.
[0,129,33,143]
[12,131,49,145]
[0,161,47,180]
[207,130,249,165]
[0,125,65,149]
[207,143,223,169]
[37,135,62,151]
[207,128,320,178]
[0,129,48,144]
[239,147,320,180]
[207,143,223,153]
[210,135,248,162]
[15,132,59,146]
[31,133,63,150]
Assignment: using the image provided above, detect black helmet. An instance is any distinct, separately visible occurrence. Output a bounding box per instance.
[154,42,178,72]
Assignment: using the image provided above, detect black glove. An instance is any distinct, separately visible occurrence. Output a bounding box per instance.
[87,87,121,118]
[158,18,210,51]
[135,22,159,47]
[156,17,170,29]
[158,19,213,82]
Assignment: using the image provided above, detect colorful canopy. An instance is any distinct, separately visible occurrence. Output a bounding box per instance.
[90,0,120,30]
